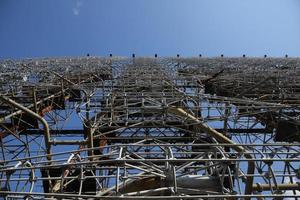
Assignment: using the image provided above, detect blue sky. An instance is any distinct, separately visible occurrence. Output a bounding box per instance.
[0,0,300,58]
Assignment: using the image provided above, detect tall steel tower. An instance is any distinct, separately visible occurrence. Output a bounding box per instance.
[0,56,299,199]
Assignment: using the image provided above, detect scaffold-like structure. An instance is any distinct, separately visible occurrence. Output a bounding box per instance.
[0,56,299,199]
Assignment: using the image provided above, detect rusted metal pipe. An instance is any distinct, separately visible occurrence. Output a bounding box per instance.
[168,107,255,196]
[0,95,52,160]
[252,183,300,191]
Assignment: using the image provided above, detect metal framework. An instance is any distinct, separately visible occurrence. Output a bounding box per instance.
[0,56,299,199]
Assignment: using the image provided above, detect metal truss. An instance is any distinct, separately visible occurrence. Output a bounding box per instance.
[0,56,299,199]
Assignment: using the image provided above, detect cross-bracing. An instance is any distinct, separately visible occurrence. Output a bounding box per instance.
[0,56,299,199]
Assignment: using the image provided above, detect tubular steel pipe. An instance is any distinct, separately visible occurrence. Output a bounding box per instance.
[0,95,52,160]
[49,140,87,145]
[167,107,255,196]
[252,183,300,191]
[1,191,299,199]
[0,93,59,123]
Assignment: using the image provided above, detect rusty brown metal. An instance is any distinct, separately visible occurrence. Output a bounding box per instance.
[0,57,299,199]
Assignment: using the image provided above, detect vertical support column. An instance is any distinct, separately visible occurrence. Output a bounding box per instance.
[85,93,94,160]
[32,87,38,113]
[116,147,123,194]
[223,102,231,152]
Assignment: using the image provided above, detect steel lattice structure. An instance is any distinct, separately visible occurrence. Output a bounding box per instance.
[0,56,299,199]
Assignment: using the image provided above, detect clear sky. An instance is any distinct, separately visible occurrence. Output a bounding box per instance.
[0,0,300,59]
